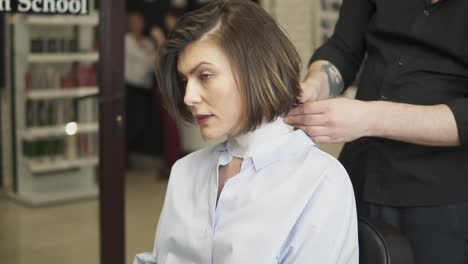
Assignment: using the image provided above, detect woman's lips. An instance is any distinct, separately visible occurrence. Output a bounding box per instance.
[196,115,214,125]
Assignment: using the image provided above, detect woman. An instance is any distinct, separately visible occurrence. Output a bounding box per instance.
[135,1,358,263]
[125,11,156,155]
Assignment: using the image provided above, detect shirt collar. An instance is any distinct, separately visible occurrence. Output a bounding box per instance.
[220,118,315,170]
[227,118,292,158]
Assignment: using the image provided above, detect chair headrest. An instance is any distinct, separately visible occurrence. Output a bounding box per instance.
[358,217,415,264]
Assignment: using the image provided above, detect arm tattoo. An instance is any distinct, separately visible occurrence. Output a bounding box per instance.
[320,63,344,97]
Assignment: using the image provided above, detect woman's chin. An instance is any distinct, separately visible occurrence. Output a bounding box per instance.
[200,133,223,141]
[200,128,225,141]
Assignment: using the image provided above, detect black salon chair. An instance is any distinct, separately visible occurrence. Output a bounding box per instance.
[358,217,415,264]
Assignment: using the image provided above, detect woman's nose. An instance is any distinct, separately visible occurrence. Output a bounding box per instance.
[183,80,202,106]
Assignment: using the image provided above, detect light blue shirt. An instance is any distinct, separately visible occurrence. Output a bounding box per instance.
[134,119,359,264]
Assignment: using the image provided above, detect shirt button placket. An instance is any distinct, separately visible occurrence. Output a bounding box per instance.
[205,227,211,239]
[381,57,404,101]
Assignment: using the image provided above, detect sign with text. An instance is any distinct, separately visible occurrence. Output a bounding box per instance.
[0,0,89,15]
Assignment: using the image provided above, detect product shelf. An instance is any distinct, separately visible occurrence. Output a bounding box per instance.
[6,187,99,206]
[5,8,101,206]
[26,156,99,174]
[26,87,98,100]
[28,52,99,63]
[22,123,99,140]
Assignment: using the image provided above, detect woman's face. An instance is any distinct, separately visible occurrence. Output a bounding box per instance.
[178,37,244,140]
[128,13,144,36]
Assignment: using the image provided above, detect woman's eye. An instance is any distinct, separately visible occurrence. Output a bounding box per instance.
[200,73,212,80]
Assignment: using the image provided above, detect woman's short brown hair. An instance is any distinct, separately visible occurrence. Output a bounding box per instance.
[158,0,301,133]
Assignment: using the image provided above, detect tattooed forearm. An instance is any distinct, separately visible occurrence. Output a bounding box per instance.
[320,63,344,97]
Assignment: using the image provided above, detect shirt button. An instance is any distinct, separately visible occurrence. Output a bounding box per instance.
[381,95,387,100]
[397,60,404,67]
[423,10,429,16]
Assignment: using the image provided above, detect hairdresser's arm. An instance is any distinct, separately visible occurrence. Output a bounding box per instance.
[298,60,344,102]
[303,0,373,100]
[286,98,461,146]
[287,0,460,147]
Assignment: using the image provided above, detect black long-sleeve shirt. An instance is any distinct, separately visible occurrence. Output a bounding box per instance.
[311,0,468,206]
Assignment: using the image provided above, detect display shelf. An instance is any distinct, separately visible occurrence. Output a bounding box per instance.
[5,187,99,207]
[26,12,99,26]
[28,52,99,63]
[26,87,98,100]
[27,157,99,174]
[22,123,99,140]
[5,11,100,205]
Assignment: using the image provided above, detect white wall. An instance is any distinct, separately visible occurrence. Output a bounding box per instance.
[262,0,321,75]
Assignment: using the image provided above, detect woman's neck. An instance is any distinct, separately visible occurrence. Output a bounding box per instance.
[227,118,292,158]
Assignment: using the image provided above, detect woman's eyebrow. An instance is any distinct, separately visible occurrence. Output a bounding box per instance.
[178,62,213,77]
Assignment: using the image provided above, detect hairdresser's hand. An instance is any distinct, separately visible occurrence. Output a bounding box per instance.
[297,72,329,103]
[285,98,372,144]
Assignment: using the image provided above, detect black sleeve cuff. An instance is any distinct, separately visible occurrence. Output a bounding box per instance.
[446,98,468,146]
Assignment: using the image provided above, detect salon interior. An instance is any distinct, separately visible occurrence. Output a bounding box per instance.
[0,0,355,263]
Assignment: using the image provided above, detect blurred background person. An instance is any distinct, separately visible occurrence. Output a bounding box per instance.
[140,0,170,38]
[148,6,187,177]
[125,11,157,168]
